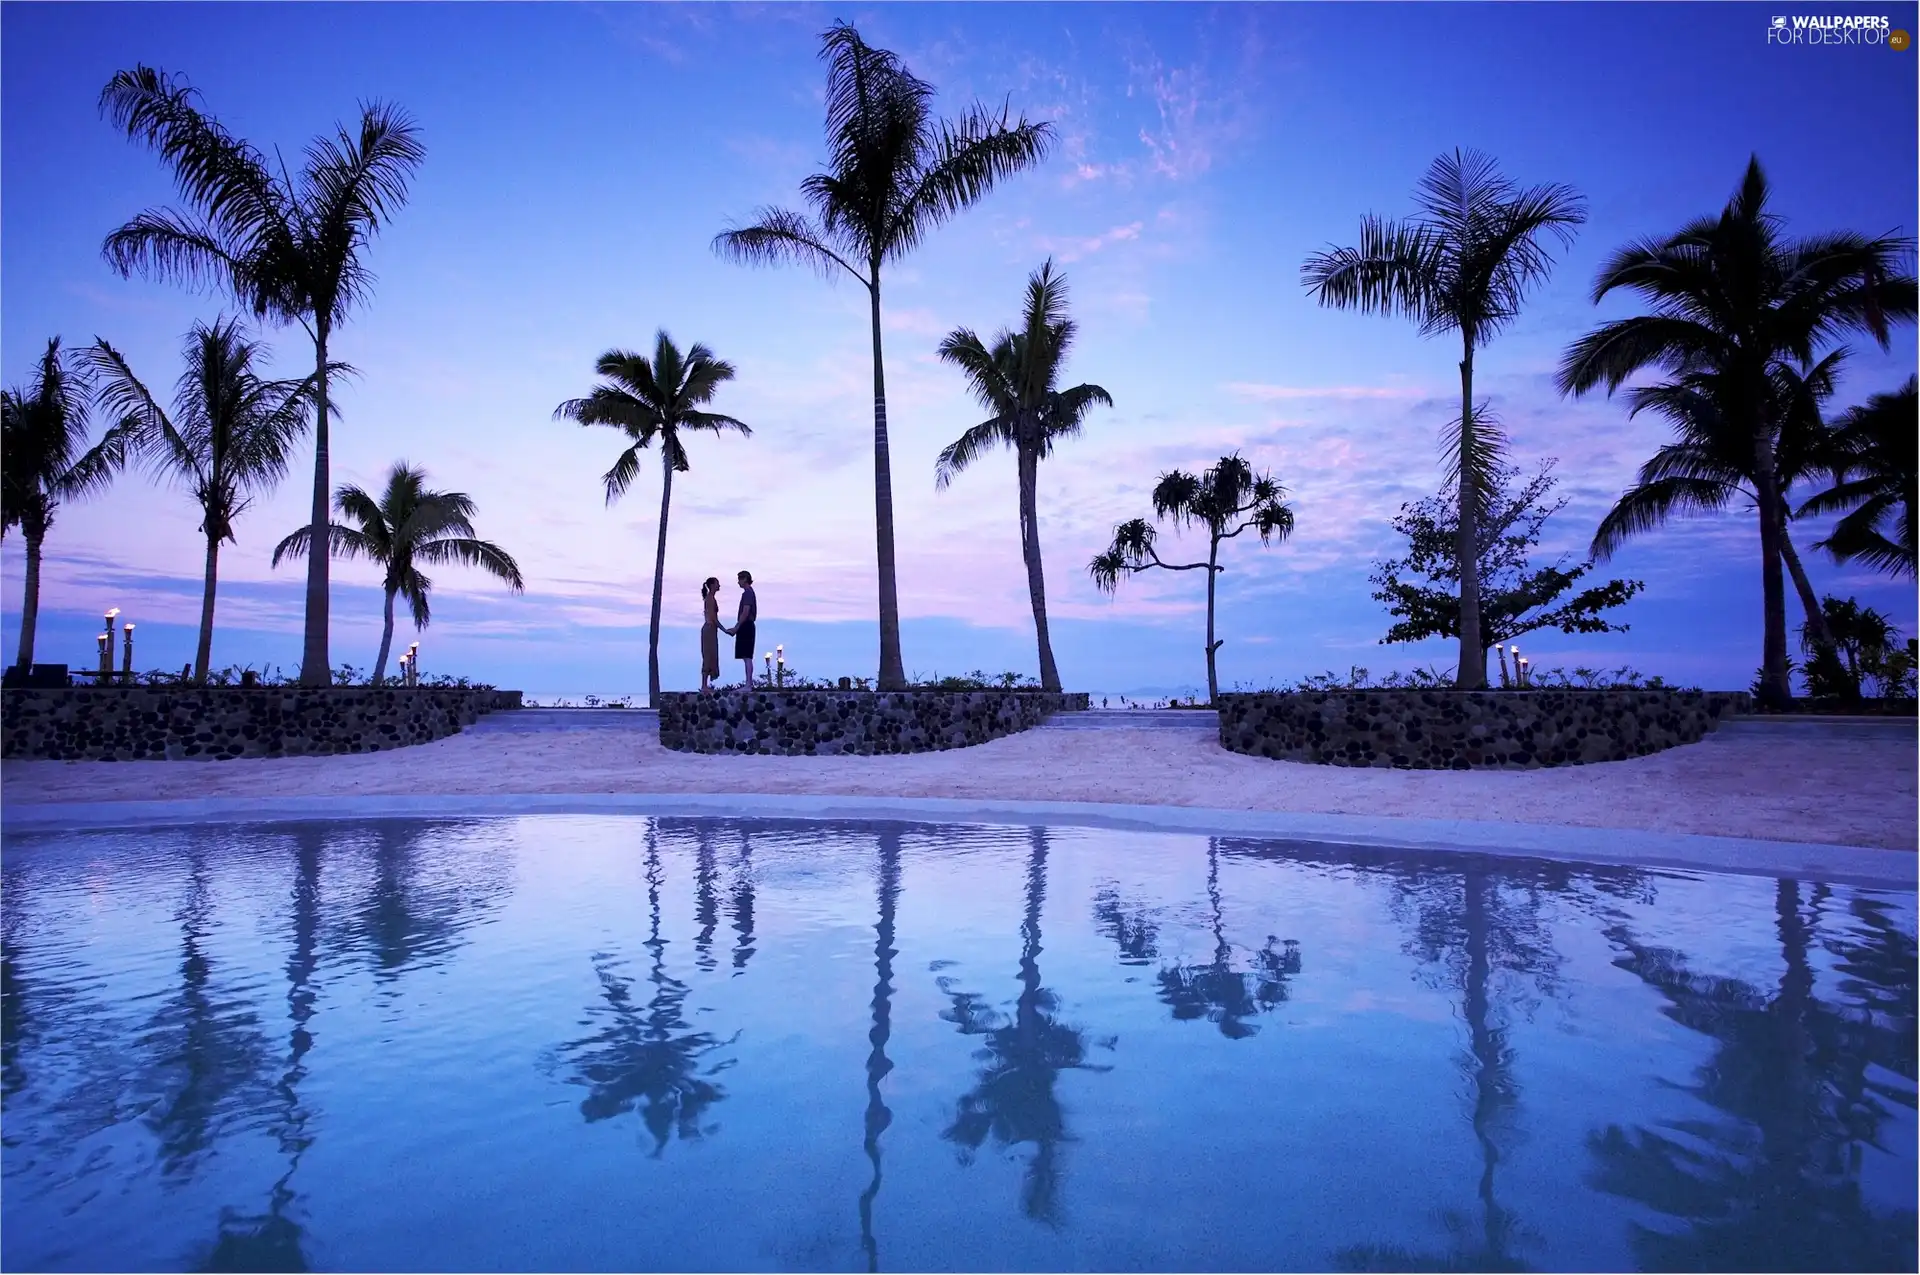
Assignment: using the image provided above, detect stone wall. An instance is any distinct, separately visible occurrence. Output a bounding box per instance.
[658,689,1090,755]
[2,687,522,761]
[1216,689,1751,770]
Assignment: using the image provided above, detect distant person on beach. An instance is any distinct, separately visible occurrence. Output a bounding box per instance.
[723,569,757,686]
[699,577,723,692]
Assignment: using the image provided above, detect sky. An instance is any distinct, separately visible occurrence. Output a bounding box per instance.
[3,1,1916,699]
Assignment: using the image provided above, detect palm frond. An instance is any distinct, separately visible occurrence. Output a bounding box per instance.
[414,535,525,591]
[712,207,864,283]
[1590,476,1737,561]
[270,521,376,566]
[934,419,1013,488]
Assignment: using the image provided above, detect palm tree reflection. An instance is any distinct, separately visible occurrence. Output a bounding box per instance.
[1155,839,1300,1039]
[137,844,275,1180]
[858,827,903,1271]
[343,823,509,982]
[553,829,735,1153]
[939,828,1107,1225]
[201,828,328,1273]
[730,825,758,975]
[693,826,720,973]
[1587,880,1917,1272]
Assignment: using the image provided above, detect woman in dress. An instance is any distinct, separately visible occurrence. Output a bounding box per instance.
[699,577,723,692]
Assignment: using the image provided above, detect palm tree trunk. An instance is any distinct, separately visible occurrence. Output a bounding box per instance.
[195,531,220,683]
[1016,447,1062,693]
[868,276,906,691]
[1779,520,1838,660]
[373,588,397,685]
[1455,343,1487,689]
[1752,438,1793,707]
[647,454,673,708]
[1204,538,1221,704]
[300,325,333,687]
[15,529,43,670]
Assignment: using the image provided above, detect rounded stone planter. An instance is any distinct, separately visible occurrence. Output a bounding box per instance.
[658,689,1089,755]
[1215,688,1751,770]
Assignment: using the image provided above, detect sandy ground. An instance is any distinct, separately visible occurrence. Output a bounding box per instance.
[4,722,1913,851]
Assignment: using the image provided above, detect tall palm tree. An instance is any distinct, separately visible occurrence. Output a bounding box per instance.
[714,23,1053,690]
[1303,149,1586,689]
[271,462,523,684]
[100,65,425,686]
[1800,376,1916,580]
[1587,356,1846,666]
[1090,454,1294,703]
[1558,156,1915,707]
[87,320,318,682]
[553,333,750,708]
[2,338,135,671]
[935,260,1112,692]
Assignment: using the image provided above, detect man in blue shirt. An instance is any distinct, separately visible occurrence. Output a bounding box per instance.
[725,570,758,686]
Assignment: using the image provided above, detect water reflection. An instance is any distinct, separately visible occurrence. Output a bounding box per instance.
[1331,856,1655,1273]
[939,828,1107,1224]
[2,816,1914,1275]
[338,823,511,983]
[551,828,736,1150]
[1155,839,1300,1039]
[136,844,276,1179]
[1587,880,1918,1272]
[858,827,903,1271]
[199,827,326,1273]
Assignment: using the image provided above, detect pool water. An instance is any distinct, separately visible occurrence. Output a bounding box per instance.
[1,816,1913,1273]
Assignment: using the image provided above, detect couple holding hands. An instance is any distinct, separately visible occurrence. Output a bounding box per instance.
[699,570,758,691]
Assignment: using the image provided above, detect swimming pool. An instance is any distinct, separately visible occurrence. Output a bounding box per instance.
[2,814,1912,1272]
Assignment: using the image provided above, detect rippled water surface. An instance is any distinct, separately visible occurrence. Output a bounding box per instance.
[1,816,1914,1272]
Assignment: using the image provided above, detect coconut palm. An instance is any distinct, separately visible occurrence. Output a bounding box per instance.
[714,22,1053,690]
[1,338,135,671]
[1557,156,1915,707]
[87,321,319,682]
[935,260,1112,692]
[1799,376,1916,580]
[553,333,750,708]
[1303,149,1586,689]
[100,66,425,686]
[1588,355,1847,665]
[1090,454,1294,704]
[270,462,522,684]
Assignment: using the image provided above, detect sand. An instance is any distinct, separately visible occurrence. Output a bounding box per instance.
[4,721,1913,851]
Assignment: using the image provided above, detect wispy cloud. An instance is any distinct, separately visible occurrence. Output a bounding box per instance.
[1224,382,1433,402]
[1034,220,1144,263]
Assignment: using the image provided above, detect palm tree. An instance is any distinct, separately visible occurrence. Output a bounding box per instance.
[1089,454,1294,703]
[270,462,522,684]
[100,65,425,686]
[1303,149,1586,689]
[1800,376,1916,580]
[714,22,1053,690]
[554,333,750,707]
[1,338,135,671]
[935,261,1112,693]
[87,320,318,682]
[1557,156,1915,707]
[1587,356,1847,667]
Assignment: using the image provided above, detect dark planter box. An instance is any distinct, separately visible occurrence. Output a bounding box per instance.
[2,686,522,761]
[1215,688,1751,770]
[658,689,1089,755]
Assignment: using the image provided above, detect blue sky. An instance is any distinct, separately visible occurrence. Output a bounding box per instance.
[4,2,1915,697]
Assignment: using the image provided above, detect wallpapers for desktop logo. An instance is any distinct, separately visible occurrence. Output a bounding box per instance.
[1766,13,1908,46]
